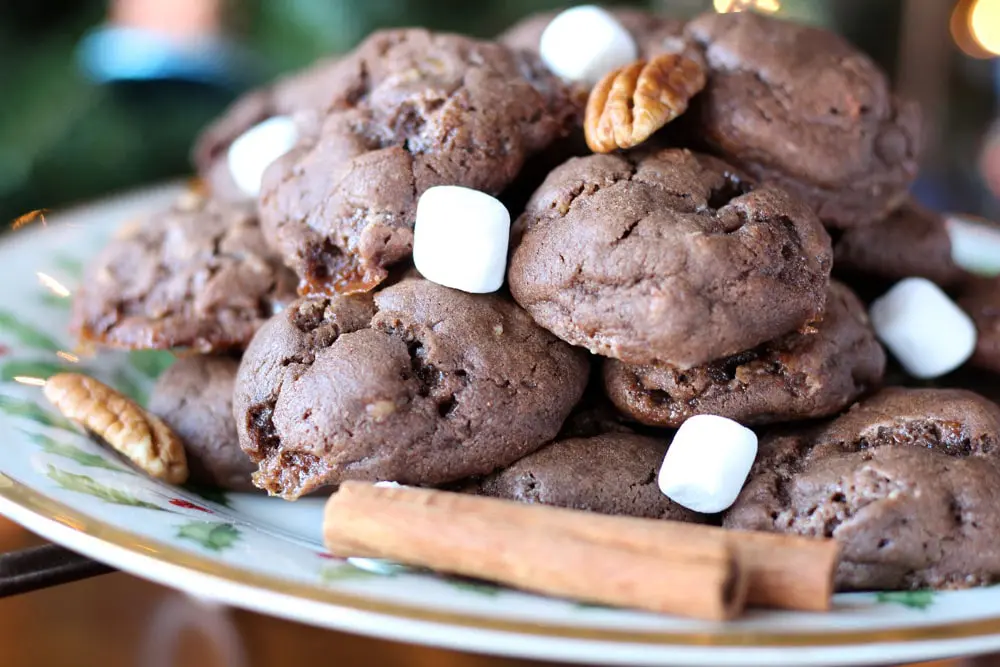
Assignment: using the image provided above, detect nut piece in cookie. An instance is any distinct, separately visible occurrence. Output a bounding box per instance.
[71,193,297,353]
[685,11,922,228]
[233,277,590,499]
[473,432,705,523]
[584,53,706,153]
[509,148,832,368]
[725,388,1000,590]
[192,56,343,202]
[149,356,256,492]
[259,29,582,297]
[834,200,966,293]
[604,282,885,427]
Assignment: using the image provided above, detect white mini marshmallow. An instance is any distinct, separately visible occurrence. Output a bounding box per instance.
[869,277,977,379]
[946,215,1000,277]
[539,6,638,87]
[413,186,510,294]
[227,115,298,197]
[658,415,758,514]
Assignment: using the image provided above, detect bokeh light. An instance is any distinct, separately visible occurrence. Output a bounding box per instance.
[713,0,781,14]
[969,0,1000,55]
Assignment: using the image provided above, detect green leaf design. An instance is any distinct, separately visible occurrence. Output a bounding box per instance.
[0,395,75,430]
[176,521,240,552]
[111,368,146,406]
[46,465,161,509]
[0,311,62,351]
[320,563,384,584]
[448,578,502,597]
[127,350,175,380]
[876,590,935,610]
[53,255,84,278]
[0,359,69,382]
[24,430,127,472]
[575,601,616,611]
[39,293,71,310]
[183,484,232,508]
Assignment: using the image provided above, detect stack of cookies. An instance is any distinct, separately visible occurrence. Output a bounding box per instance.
[71,6,1000,592]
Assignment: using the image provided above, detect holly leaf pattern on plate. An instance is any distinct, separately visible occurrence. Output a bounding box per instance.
[876,590,935,610]
[127,350,175,380]
[320,563,385,584]
[183,484,231,508]
[46,465,161,509]
[52,255,84,279]
[0,310,62,351]
[0,395,76,430]
[0,359,71,382]
[176,521,240,552]
[448,578,502,597]
[111,368,147,406]
[24,430,128,472]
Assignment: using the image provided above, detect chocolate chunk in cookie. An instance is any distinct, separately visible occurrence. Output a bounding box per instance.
[508,148,832,368]
[685,11,922,228]
[834,201,965,292]
[259,29,582,296]
[473,432,704,522]
[149,356,255,491]
[604,282,885,427]
[192,57,342,201]
[725,388,1000,590]
[958,277,1000,374]
[71,193,297,353]
[234,276,590,498]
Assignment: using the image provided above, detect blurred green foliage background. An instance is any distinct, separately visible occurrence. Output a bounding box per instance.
[0,0,996,224]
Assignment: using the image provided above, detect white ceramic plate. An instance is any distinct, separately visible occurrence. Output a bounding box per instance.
[1,185,1000,667]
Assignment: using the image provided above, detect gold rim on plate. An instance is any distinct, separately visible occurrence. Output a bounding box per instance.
[2,472,1000,648]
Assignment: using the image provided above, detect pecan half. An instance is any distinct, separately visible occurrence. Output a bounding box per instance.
[44,373,188,484]
[585,53,706,153]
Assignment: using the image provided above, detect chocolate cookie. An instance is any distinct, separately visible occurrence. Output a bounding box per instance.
[685,11,922,228]
[958,277,1000,374]
[603,282,885,427]
[473,433,704,522]
[71,193,297,352]
[834,201,965,290]
[500,8,694,61]
[259,29,582,296]
[193,57,342,201]
[234,276,589,498]
[508,148,832,368]
[725,388,1000,590]
[149,356,256,491]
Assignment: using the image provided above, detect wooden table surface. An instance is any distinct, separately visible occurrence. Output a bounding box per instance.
[0,518,988,667]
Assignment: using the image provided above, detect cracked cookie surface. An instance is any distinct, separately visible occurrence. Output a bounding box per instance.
[71,194,297,352]
[259,28,582,296]
[192,56,344,202]
[149,356,255,491]
[472,432,705,522]
[508,147,832,368]
[725,387,1000,590]
[834,200,965,291]
[685,11,922,228]
[233,276,590,498]
[603,282,885,427]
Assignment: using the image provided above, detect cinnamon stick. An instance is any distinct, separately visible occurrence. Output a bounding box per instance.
[324,482,747,621]
[325,482,840,612]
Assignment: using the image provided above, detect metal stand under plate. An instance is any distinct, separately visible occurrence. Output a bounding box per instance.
[0,543,113,598]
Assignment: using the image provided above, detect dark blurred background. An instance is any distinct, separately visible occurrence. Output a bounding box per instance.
[0,0,998,224]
